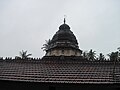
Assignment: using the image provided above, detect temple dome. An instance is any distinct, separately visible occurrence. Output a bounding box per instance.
[51,24,78,45]
[49,23,79,49]
[45,19,82,56]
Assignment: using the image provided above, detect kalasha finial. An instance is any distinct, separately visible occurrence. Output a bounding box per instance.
[64,15,67,24]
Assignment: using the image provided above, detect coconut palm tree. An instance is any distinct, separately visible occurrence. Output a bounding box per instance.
[17,50,32,59]
[82,51,88,59]
[98,53,105,61]
[108,51,119,81]
[117,47,120,51]
[87,49,96,61]
[41,39,51,51]
[117,47,120,61]
[107,52,118,61]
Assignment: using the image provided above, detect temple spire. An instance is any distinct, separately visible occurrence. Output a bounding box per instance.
[64,18,65,24]
[64,15,66,24]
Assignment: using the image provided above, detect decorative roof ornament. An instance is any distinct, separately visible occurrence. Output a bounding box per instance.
[59,15,70,30]
[64,15,67,24]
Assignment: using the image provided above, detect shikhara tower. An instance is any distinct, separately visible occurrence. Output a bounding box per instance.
[45,18,82,56]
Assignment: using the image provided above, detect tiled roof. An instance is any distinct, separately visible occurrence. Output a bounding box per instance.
[0,57,120,84]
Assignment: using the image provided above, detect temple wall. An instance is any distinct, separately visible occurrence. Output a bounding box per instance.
[46,49,81,56]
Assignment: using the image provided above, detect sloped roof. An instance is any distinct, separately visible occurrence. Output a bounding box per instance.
[0,57,120,84]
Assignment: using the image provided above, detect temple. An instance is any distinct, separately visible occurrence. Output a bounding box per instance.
[45,18,82,56]
[0,19,120,90]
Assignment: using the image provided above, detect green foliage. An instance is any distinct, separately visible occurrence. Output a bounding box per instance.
[82,49,96,61]
[107,52,119,61]
[98,53,105,61]
[87,49,96,61]
[41,39,51,51]
[82,51,88,59]
[17,50,32,59]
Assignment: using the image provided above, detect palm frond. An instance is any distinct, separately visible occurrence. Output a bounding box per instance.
[26,54,32,57]
[41,39,51,51]
[18,50,32,59]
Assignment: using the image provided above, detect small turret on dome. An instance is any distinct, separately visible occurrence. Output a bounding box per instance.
[59,17,70,30]
[59,23,70,30]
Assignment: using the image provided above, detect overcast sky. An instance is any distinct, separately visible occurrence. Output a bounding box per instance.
[0,0,120,58]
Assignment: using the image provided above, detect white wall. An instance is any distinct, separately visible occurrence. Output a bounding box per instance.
[46,49,81,56]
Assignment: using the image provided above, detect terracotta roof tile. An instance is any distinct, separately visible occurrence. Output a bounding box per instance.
[0,59,120,84]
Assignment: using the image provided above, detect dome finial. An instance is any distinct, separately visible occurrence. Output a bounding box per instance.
[64,15,67,24]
